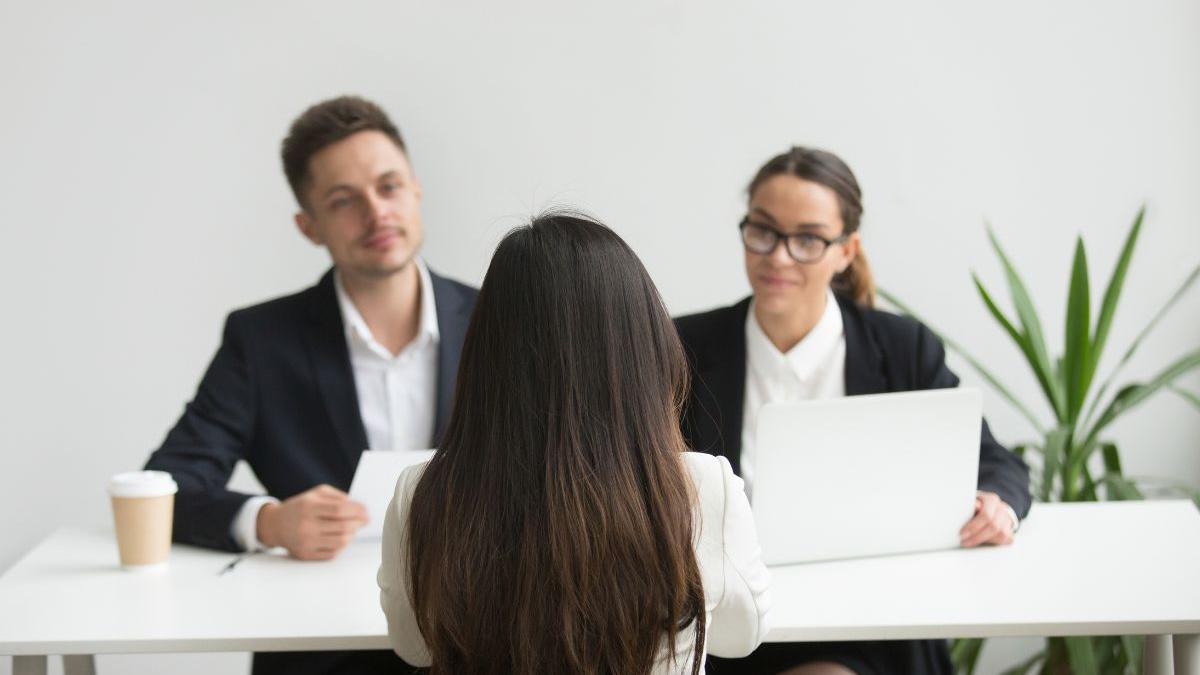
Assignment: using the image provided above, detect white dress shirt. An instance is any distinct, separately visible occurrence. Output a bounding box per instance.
[740,289,845,500]
[336,259,439,455]
[230,259,440,551]
[378,452,772,673]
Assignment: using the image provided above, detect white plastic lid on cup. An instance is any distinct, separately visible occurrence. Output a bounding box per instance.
[108,471,179,498]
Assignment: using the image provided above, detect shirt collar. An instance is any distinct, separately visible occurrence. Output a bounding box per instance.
[333,258,440,359]
[745,288,844,383]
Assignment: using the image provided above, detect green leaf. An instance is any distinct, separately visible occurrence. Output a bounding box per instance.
[1081,261,1200,431]
[973,274,1061,424]
[1080,464,1098,501]
[1085,348,1200,449]
[1170,384,1200,411]
[1091,636,1120,672]
[972,273,1025,348]
[1063,435,1092,502]
[1120,635,1143,673]
[877,288,1047,434]
[950,637,985,675]
[1089,207,1143,382]
[1045,637,1068,671]
[986,226,1067,420]
[1041,427,1068,502]
[1100,443,1122,475]
[1063,237,1092,421]
[1096,443,1139,503]
[1064,636,1099,675]
[1105,475,1144,501]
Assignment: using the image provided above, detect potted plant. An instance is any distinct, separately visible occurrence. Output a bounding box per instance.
[880,207,1200,675]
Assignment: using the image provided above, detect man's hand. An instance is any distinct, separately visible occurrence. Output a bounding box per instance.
[960,491,1016,548]
[256,485,369,560]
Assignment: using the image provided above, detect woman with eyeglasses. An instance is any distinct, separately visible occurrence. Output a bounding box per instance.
[379,212,772,675]
[676,147,1032,675]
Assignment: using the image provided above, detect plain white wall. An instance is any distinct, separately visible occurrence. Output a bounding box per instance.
[1,1,1197,673]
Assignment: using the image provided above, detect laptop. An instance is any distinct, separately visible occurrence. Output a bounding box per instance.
[752,388,981,565]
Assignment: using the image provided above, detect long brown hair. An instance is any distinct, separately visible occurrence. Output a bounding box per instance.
[748,146,876,307]
[406,212,706,674]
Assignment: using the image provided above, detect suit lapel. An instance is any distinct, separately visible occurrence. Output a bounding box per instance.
[839,294,890,396]
[430,271,471,446]
[305,269,368,474]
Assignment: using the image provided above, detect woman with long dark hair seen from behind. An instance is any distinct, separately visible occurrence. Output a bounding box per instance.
[378,211,771,674]
[678,147,1032,674]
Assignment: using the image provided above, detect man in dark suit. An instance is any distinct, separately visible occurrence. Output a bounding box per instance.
[145,96,476,675]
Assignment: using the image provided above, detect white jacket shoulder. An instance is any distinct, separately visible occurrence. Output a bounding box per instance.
[681,452,771,658]
[377,460,433,667]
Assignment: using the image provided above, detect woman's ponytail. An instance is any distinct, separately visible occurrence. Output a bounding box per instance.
[832,248,875,308]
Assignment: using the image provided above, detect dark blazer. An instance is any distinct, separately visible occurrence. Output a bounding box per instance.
[678,294,1032,675]
[145,267,476,675]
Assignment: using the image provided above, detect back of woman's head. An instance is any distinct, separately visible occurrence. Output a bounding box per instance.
[407,211,705,675]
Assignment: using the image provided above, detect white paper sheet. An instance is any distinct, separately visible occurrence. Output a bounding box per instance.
[348,449,435,539]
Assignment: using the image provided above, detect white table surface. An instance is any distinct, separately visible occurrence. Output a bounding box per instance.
[767,499,1200,642]
[1,500,1198,657]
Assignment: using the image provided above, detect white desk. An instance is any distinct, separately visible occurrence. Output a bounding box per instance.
[2,501,1198,675]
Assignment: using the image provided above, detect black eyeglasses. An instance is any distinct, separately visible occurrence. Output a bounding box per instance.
[738,218,847,264]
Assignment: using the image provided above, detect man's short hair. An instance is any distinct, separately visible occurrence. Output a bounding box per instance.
[281,95,407,209]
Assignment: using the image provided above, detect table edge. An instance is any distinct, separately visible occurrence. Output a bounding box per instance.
[5,621,1200,655]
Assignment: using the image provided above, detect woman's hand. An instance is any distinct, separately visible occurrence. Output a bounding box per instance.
[959,491,1017,547]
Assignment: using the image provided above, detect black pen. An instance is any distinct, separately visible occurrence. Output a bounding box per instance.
[218,551,258,575]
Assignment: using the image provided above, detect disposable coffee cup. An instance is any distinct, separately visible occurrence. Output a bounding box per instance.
[108,471,178,571]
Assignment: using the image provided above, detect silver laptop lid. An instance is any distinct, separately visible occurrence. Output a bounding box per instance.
[752,388,981,565]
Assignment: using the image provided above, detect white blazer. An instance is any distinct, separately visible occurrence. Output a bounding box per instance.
[377,452,772,673]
